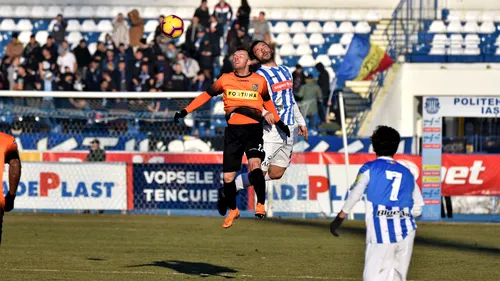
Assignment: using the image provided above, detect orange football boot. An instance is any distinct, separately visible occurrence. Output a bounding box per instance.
[255,203,266,218]
[222,208,240,228]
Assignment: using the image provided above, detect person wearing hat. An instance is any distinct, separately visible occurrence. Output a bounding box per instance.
[87,139,106,162]
[296,74,323,129]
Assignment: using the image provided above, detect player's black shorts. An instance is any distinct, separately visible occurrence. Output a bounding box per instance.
[223,123,265,173]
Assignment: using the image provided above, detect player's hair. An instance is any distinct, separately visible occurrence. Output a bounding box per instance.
[371,125,400,157]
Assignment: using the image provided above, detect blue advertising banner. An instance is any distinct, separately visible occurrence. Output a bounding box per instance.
[132,164,249,210]
[13,133,414,153]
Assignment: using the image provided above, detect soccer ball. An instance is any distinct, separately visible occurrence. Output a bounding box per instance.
[161,15,184,39]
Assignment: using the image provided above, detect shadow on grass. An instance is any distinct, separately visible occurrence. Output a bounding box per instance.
[87,257,106,261]
[265,218,500,255]
[127,260,238,278]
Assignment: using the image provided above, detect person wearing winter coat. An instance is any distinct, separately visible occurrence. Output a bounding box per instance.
[127,9,144,47]
[113,13,130,46]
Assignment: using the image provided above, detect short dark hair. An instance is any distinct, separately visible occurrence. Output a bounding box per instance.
[249,40,269,59]
[371,126,400,157]
[233,46,250,57]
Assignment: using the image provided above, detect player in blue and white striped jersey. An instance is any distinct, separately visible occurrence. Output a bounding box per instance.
[330,126,424,281]
[232,41,308,218]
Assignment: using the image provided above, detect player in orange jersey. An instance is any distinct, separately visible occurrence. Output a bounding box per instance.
[174,47,289,228]
[0,132,22,245]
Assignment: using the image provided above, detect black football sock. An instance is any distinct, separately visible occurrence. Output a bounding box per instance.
[249,168,266,204]
[223,180,237,210]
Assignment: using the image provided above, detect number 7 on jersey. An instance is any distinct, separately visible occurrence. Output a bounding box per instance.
[386,171,402,201]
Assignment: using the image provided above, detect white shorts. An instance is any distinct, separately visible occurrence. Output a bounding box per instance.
[261,142,293,172]
[363,230,415,281]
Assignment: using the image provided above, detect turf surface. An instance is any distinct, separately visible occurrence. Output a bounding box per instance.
[0,213,498,280]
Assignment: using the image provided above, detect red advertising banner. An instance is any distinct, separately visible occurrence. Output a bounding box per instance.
[37,151,500,196]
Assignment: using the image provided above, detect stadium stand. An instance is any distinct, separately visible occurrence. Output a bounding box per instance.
[0,5,392,137]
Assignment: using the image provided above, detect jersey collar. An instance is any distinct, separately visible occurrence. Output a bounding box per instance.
[233,71,252,78]
[378,156,394,161]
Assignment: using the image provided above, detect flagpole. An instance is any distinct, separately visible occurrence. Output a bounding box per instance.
[338,91,354,221]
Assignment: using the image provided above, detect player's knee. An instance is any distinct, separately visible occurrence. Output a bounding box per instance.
[268,167,286,180]
[223,173,236,183]
[248,168,264,185]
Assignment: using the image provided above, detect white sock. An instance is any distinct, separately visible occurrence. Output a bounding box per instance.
[235,173,250,192]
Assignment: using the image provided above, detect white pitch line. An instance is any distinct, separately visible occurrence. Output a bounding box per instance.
[3,268,357,280]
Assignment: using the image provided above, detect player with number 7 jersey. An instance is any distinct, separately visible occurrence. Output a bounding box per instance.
[329,126,424,281]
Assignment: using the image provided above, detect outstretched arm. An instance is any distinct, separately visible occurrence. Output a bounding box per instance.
[331,166,370,237]
[175,77,224,122]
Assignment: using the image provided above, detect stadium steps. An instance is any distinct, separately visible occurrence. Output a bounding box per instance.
[356,63,402,136]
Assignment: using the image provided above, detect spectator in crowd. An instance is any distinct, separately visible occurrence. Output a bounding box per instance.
[165,42,178,61]
[296,74,322,129]
[154,15,165,40]
[228,25,249,55]
[133,62,154,92]
[57,41,77,74]
[39,48,57,80]
[185,16,203,56]
[214,0,233,28]
[138,38,153,63]
[87,139,106,162]
[198,37,214,74]
[128,9,144,48]
[103,33,115,50]
[112,59,130,92]
[315,62,330,122]
[23,35,41,71]
[5,33,23,60]
[93,42,107,61]
[73,71,85,91]
[73,39,92,75]
[85,60,101,91]
[43,35,58,59]
[155,28,173,56]
[194,0,210,28]
[38,72,57,94]
[51,14,67,44]
[191,71,211,92]
[13,66,36,91]
[101,49,118,72]
[154,54,172,82]
[112,13,130,47]
[292,64,306,98]
[250,11,270,42]
[177,53,200,83]
[171,63,189,91]
[58,72,75,91]
[116,43,130,62]
[207,15,223,57]
[236,0,251,31]
[7,57,20,90]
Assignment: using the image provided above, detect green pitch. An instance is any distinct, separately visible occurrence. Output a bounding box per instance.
[0,213,498,281]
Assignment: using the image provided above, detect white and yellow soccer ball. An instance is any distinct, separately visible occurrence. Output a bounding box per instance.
[161,15,185,39]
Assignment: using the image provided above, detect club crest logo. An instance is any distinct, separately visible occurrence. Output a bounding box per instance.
[252,84,259,91]
[425,98,440,115]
